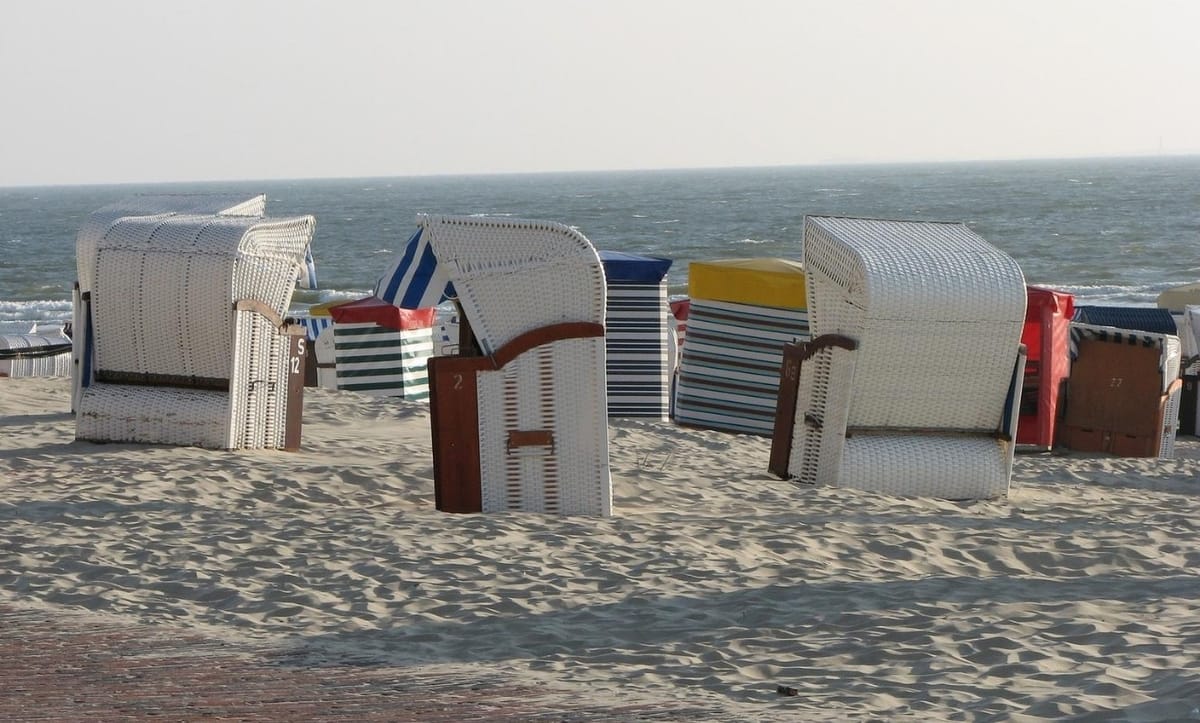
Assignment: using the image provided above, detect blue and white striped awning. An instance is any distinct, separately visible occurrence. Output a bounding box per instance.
[292,315,333,341]
[374,227,455,309]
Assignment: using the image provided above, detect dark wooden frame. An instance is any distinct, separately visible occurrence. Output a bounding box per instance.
[767,334,857,479]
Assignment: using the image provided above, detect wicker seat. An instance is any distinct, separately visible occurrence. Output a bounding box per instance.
[415,215,612,516]
[770,216,1027,499]
[73,196,316,450]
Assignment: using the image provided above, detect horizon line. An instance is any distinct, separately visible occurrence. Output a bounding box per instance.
[4,150,1199,191]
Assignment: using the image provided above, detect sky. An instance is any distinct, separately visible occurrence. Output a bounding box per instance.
[2,0,1198,187]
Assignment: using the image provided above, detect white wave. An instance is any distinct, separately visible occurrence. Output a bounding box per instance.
[731,238,775,245]
[0,299,72,336]
[312,288,371,303]
[0,299,72,315]
[652,219,680,225]
[1035,282,1160,306]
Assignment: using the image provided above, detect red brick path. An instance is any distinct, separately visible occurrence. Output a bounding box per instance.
[0,603,706,722]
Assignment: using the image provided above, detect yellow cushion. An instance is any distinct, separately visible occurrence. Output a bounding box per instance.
[687,258,807,309]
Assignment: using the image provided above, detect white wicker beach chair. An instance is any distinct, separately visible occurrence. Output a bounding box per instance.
[770,216,1027,499]
[74,197,315,450]
[418,215,612,516]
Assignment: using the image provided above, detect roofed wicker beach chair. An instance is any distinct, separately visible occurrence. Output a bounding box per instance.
[73,195,316,450]
[1061,322,1183,459]
[387,215,611,516]
[0,327,73,378]
[599,251,674,420]
[769,216,1028,499]
[673,258,810,435]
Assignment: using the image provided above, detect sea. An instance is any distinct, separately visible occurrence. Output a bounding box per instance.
[2,155,1199,337]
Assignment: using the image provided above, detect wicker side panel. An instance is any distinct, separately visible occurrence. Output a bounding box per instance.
[229,310,290,450]
[1161,382,1182,459]
[476,336,611,516]
[266,326,291,449]
[788,335,859,487]
[72,285,86,411]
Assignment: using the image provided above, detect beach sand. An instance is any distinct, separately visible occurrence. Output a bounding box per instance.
[2,376,1199,721]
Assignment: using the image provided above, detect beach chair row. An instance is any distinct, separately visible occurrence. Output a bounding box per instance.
[66,196,1196,518]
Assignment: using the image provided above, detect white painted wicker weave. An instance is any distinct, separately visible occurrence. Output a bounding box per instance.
[789,216,1027,499]
[0,331,72,377]
[75,206,315,450]
[75,194,266,297]
[72,195,268,411]
[418,215,612,516]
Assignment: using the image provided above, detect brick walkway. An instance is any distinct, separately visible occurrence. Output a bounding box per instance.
[0,603,707,722]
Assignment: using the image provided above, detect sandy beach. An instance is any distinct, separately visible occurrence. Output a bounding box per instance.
[2,376,1199,721]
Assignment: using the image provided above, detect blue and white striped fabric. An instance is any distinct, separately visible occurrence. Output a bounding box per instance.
[374,228,454,309]
[292,315,333,341]
[674,299,810,436]
[600,251,673,419]
[605,281,671,419]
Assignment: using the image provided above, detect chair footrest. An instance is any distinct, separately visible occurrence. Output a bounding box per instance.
[838,434,1011,499]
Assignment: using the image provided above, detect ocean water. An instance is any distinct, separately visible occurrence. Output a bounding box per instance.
[2,155,1199,336]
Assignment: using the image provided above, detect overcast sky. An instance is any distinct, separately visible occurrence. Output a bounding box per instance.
[2,0,1197,187]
